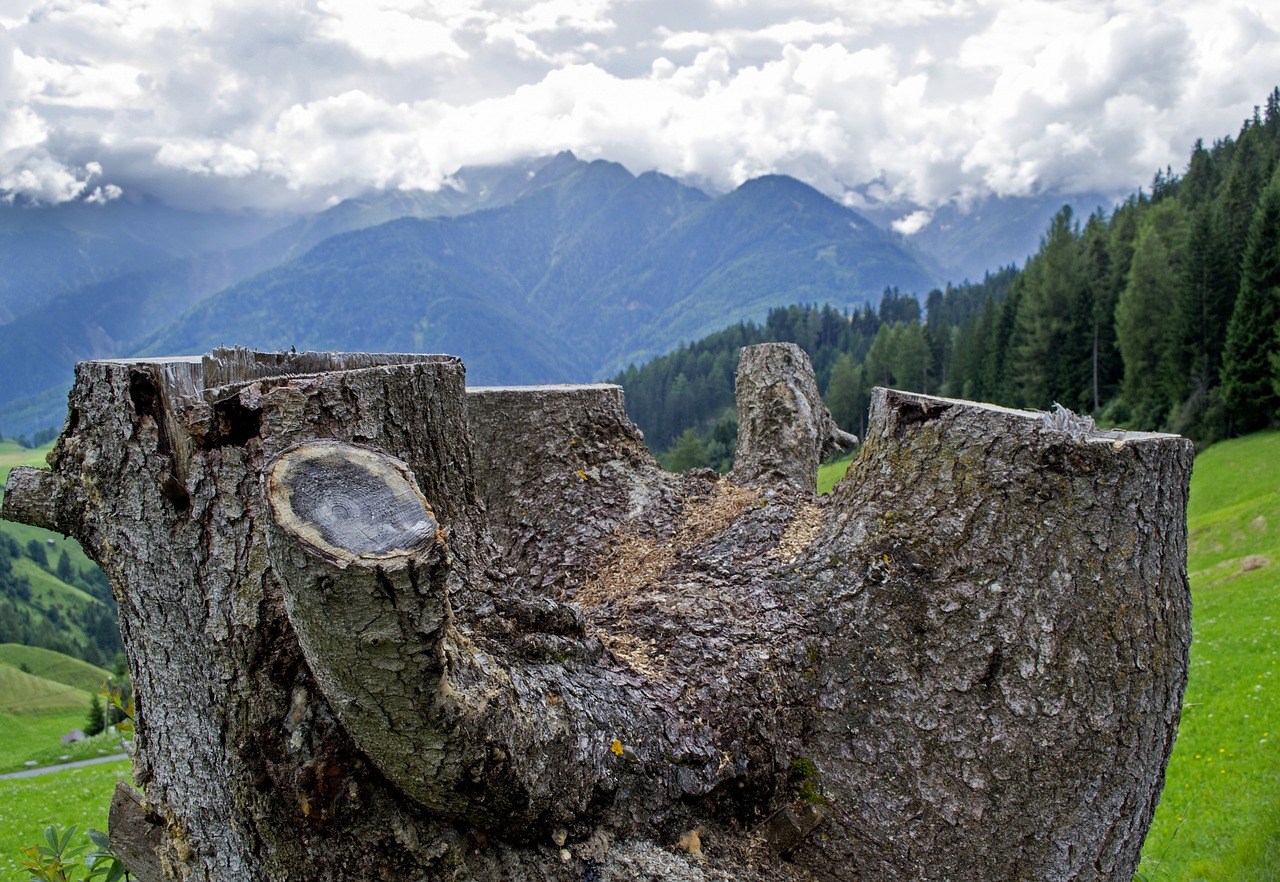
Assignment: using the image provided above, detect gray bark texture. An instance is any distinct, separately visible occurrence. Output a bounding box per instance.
[731,343,858,492]
[1,345,1192,882]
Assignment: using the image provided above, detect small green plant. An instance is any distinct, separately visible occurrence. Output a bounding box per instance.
[19,825,127,881]
[100,682,133,735]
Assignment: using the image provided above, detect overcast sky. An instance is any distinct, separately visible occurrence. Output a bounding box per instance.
[3,0,1280,230]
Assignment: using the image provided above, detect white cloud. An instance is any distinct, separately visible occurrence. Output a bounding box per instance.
[2,0,1280,211]
[14,50,145,109]
[0,151,110,204]
[315,0,469,66]
[892,209,932,235]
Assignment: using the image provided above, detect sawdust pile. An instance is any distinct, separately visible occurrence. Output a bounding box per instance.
[770,502,823,563]
[574,480,759,608]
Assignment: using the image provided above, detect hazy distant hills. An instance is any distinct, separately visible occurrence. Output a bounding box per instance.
[0,197,290,326]
[855,190,1117,283]
[140,157,940,385]
[0,155,572,432]
[0,150,1097,436]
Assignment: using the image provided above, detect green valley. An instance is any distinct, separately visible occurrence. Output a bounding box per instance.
[0,441,123,669]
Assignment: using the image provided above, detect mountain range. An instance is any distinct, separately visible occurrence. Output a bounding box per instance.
[0,152,1099,436]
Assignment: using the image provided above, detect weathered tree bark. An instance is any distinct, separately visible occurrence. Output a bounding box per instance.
[731,342,857,491]
[2,345,1192,882]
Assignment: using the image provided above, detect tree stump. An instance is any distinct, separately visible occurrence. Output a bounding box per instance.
[731,342,857,491]
[2,345,1192,882]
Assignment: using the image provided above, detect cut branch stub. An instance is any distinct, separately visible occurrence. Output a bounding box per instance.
[264,440,467,818]
[266,441,441,566]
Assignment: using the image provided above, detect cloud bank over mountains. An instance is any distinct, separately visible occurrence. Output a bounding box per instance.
[4,0,1280,220]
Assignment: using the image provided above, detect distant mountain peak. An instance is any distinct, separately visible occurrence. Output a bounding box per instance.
[529,150,585,184]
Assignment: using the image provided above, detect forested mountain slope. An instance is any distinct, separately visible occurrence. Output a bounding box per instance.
[625,87,1280,460]
[140,159,940,385]
[0,154,580,435]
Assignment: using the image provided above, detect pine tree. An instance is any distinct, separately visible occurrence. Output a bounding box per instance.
[1179,139,1217,209]
[981,280,1024,404]
[825,352,863,432]
[56,549,74,583]
[864,323,896,387]
[1223,167,1280,432]
[25,538,48,568]
[1008,207,1087,408]
[85,694,106,737]
[1115,204,1186,427]
[1169,204,1235,413]
[1080,211,1118,411]
[956,294,997,401]
[1216,122,1276,295]
[891,322,933,393]
[664,428,707,472]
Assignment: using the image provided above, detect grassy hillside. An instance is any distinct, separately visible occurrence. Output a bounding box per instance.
[0,645,110,693]
[0,439,47,486]
[817,453,854,495]
[1131,431,1280,879]
[0,709,88,768]
[0,647,124,778]
[0,663,89,715]
[0,516,97,575]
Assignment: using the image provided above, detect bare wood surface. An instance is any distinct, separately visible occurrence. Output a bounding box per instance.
[107,782,165,882]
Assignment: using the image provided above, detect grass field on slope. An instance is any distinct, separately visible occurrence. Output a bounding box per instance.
[1134,431,1280,881]
[0,439,49,488]
[0,662,90,716]
[0,708,89,771]
[817,452,854,494]
[0,645,110,694]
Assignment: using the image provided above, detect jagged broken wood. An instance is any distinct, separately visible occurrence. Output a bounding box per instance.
[1,345,1192,882]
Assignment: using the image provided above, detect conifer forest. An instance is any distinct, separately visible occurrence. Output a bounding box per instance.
[617,87,1280,464]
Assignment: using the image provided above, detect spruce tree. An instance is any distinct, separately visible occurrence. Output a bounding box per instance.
[1009,207,1087,409]
[1081,211,1118,411]
[1115,201,1188,427]
[825,352,862,432]
[56,549,74,583]
[664,428,706,472]
[1170,205,1235,406]
[85,694,106,737]
[1216,122,1275,294]
[1222,166,1280,432]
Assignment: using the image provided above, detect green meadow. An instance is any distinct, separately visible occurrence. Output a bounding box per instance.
[0,760,131,881]
[817,452,854,495]
[1137,431,1280,880]
[0,440,48,487]
[0,645,112,695]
